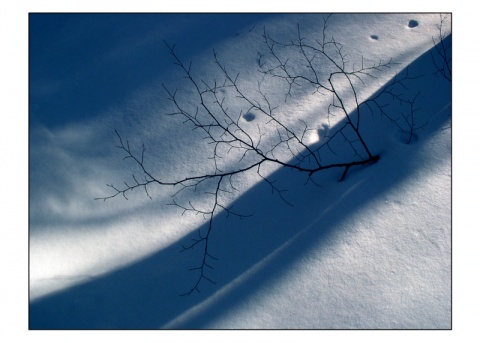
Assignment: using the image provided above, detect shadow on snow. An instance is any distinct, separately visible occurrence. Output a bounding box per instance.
[29,37,451,329]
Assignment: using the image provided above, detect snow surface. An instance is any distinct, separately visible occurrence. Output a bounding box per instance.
[25,11,456,331]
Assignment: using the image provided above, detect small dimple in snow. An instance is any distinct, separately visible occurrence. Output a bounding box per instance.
[370,34,379,40]
[407,20,419,28]
[394,130,419,145]
[243,112,256,122]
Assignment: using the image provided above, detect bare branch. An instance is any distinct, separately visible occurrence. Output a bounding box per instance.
[431,14,452,82]
[98,15,426,295]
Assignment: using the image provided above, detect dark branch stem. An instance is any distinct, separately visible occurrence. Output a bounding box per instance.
[98,15,421,295]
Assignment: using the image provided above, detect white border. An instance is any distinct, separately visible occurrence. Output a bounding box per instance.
[2,1,477,342]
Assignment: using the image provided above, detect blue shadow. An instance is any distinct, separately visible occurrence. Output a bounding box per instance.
[29,13,275,129]
[29,32,451,329]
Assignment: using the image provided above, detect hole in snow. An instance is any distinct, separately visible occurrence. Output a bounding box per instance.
[394,130,419,144]
[306,124,329,144]
[242,112,256,122]
[407,20,419,28]
[317,123,330,141]
[370,34,379,40]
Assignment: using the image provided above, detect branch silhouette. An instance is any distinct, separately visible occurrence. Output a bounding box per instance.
[97,15,430,295]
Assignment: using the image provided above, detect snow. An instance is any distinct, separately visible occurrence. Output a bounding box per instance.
[3,1,480,341]
[26,12,453,330]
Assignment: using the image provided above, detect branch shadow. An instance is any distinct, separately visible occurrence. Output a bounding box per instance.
[29,40,451,329]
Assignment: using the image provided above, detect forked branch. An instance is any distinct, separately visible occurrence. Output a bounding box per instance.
[98,15,424,295]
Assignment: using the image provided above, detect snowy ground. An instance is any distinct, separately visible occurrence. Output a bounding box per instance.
[27,12,452,329]
[3,1,480,341]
